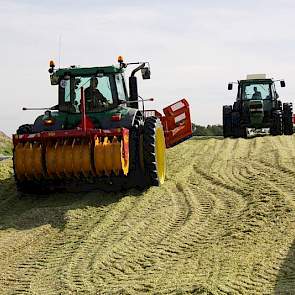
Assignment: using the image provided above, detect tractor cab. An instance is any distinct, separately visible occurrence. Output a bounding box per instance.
[50,66,128,114]
[239,79,276,101]
[229,74,284,101]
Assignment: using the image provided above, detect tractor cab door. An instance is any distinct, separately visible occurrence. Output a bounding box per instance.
[145,99,192,148]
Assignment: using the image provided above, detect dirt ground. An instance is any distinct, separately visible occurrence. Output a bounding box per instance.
[0,136,295,294]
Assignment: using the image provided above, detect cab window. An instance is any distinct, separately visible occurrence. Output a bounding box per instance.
[242,83,271,100]
[115,74,127,101]
[59,75,116,113]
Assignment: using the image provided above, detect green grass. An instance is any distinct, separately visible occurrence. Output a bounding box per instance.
[0,131,12,156]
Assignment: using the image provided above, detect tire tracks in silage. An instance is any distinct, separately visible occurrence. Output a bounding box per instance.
[67,140,224,293]
[187,137,282,294]
[0,193,141,294]
[29,193,146,294]
[2,136,295,294]
[220,138,285,293]
[151,138,255,293]
[245,137,295,292]
[83,185,195,293]
[220,136,295,294]
[29,182,194,294]
[130,139,252,293]
[0,205,103,294]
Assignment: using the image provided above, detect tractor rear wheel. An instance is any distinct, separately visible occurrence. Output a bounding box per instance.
[232,112,246,138]
[283,103,293,135]
[270,110,283,136]
[143,117,166,186]
[223,105,232,138]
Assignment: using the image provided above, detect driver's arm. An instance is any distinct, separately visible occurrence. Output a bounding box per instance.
[97,91,109,104]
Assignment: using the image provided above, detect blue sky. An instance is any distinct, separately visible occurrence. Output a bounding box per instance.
[1,0,295,135]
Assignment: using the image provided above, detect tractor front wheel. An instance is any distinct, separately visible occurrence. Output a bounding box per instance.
[223,105,233,138]
[143,117,166,186]
[232,112,246,138]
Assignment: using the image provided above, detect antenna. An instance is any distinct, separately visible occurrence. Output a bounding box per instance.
[58,35,62,68]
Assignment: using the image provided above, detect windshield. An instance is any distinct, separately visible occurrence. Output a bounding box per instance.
[242,83,272,100]
[59,75,116,113]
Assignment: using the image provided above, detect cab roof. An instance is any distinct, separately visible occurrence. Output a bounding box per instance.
[240,78,273,84]
[54,65,123,77]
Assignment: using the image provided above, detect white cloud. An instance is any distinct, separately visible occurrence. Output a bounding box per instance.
[0,0,295,135]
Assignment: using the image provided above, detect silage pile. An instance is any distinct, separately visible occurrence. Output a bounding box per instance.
[0,131,12,156]
[0,136,295,294]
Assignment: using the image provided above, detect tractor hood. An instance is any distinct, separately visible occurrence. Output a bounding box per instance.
[32,106,139,133]
[248,100,264,126]
[249,100,263,113]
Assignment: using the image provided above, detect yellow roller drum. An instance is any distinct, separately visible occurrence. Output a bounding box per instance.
[72,140,82,177]
[112,137,121,176]
[94,138,104,175]
[81,141,92,177]
[14,143,26,180]
[55,142,64,178]
[63,141,74,177]
[103,137,112,175]
[24,142,34,180]
[32,143,43,180]
[46,143,56,177]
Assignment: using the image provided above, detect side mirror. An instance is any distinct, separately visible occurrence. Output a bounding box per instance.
[280,80,286,87]
[141,67,151,80]
[50,74,59,85]
[228,83,233,90]
[274,91,279,99]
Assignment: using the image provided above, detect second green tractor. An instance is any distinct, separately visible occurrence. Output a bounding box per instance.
[223,74,293,138]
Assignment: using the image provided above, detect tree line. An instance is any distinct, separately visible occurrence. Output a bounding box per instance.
[192,124,223,136]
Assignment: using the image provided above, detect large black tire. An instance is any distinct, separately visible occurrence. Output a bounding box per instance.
[270,110,283,136]
[283,103,293,135]
[223,105,232,138]
[143,117,166,186]
[16,124,33,135]
[125,114,145,189]
[232,112,247,138]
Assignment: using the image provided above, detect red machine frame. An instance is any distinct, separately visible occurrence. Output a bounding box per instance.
[145,99,192,147]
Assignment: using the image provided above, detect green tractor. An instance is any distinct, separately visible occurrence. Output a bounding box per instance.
[13,57,192,192]
[223,74,293,138]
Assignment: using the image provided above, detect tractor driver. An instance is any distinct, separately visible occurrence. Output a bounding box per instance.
[252,87,262,100]
[84,77,108,111]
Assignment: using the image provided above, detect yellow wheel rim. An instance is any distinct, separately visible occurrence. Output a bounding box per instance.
[155,126,166,184]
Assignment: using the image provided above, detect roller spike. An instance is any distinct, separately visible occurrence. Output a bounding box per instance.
[14,143,25,180]
[103,137,112,176]
[72,139,82,177]
[94,137,104,176]
[32,143,43,180]
[55,141,64,178]
[81,140,92,177]
[63,140,74,177]
[46,143,56,178]
[112,137,121,176]
[24,142,34,180]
